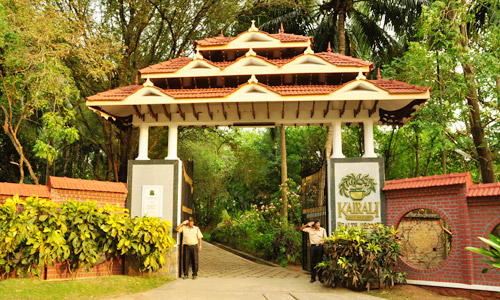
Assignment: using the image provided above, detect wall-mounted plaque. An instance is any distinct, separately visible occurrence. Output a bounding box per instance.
[329,158,385,231]
[142,185,163,218]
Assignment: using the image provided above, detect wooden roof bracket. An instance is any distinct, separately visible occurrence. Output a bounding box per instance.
[282,102,285,119]
[162,104,171,120]
[296,102,300,118]
[354,101,362,117]
[369,100,379,117]
[133,105,145,121]
[267,102,270,119]
[206,103,213,120]
[177,104,186,120]
[323,101,330,118]
[221,103,227,120]
[236,102,241,120]
[147,105,158,121]
[191,103,199,120]
[310,101,316,118]
[339,101,347,118]
[251,102,256,119]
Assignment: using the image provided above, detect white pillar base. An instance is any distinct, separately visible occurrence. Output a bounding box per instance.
[363,119,377,158]
[331,120,345,158]
[136,124,150,160]
[165,124,179,159]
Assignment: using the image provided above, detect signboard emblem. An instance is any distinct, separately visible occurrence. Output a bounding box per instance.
[339,173,376,201]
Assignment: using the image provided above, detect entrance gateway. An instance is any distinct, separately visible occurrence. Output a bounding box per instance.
[86,22,430,275]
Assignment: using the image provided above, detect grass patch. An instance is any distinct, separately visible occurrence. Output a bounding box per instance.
[0,275,174,300]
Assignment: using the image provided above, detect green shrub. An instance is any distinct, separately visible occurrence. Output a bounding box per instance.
[0,196,176,279]
[466,234,500,273]
[318,224,405,291]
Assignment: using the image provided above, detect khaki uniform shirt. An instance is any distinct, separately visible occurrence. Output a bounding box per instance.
[303,227,327,245]
[179,225,203,245]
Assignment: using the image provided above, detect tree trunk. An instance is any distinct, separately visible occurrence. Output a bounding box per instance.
[317,126,333,207]
[459,20,495,183]
[338,11,346,55]
[414,127,419,177]
[280,125,288,221]
[2,123,39,184]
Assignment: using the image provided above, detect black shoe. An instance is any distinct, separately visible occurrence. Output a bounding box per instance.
[319,279,325,284]
[310,279,316,283]
[193,275,197,280]
[183,275,188,279]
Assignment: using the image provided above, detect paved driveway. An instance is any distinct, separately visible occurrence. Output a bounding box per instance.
[106,242,383,300]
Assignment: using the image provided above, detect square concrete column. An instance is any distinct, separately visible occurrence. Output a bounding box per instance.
[363,119,377,158]
[136,124,150,160]
[331,120,345,158]
[165,124,178,159]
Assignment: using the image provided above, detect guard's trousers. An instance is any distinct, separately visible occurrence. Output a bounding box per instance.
[310,244,323,280]
[183,244,199,276]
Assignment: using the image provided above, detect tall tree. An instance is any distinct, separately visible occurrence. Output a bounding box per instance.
[0,0,80,183]
[385,0,500,183]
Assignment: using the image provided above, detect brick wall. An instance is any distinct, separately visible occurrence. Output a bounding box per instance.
[50,188,127,207]
[0,177,128,280]
[45,257,123,281]
[383,173,500,295]
[467,196,500,286]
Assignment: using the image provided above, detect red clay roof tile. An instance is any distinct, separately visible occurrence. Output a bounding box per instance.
[368,79,429,94]
[267,84,343,95]
[48,176,127,193]
[0,182,51,198]
[467,182,500,197]
[195,31,311,47]
[86,79,429,102]
[315,52,373,68]
[139,57,192,74]
[139,52,372,75]
[86,85,142,102]
[383,173,472,191]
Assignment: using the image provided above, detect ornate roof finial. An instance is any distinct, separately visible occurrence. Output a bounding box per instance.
[304,44,314,55]
[356,68,366,80]
[327,42,332,53]
[248,74,258,84]
[143,75,154,87]
[134,74,139,85]
[181,49,185,58]
[248,20,259,32]
[194,49,203,61]
[377,68,381,80]
[220,30,224,37]
[245,48,257,57]
[280,22,284,34]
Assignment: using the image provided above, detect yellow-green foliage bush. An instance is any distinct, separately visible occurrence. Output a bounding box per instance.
[0,196,175,279]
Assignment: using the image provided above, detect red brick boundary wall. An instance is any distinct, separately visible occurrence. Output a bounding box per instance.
[0,176,128,280]
[384,173,500,299]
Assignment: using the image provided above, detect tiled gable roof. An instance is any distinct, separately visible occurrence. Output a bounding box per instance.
[48,176,127,193]
[315,52,373,67]
[139,52,372,75]
[383,173,472,191]
[85,79,429,102]
[86,85,143,102]
[194,31,311,47]
[0,182,51,198]
[369,79,430,94]
[467,182,500,197]
[139,57,192,74]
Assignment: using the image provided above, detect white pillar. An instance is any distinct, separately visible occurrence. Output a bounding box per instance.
[363,119,377,158]
[331,120,345,158]
[136,124,150,160]
[166,124,178,159]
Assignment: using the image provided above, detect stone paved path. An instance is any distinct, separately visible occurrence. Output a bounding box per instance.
[105,242,383,300]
